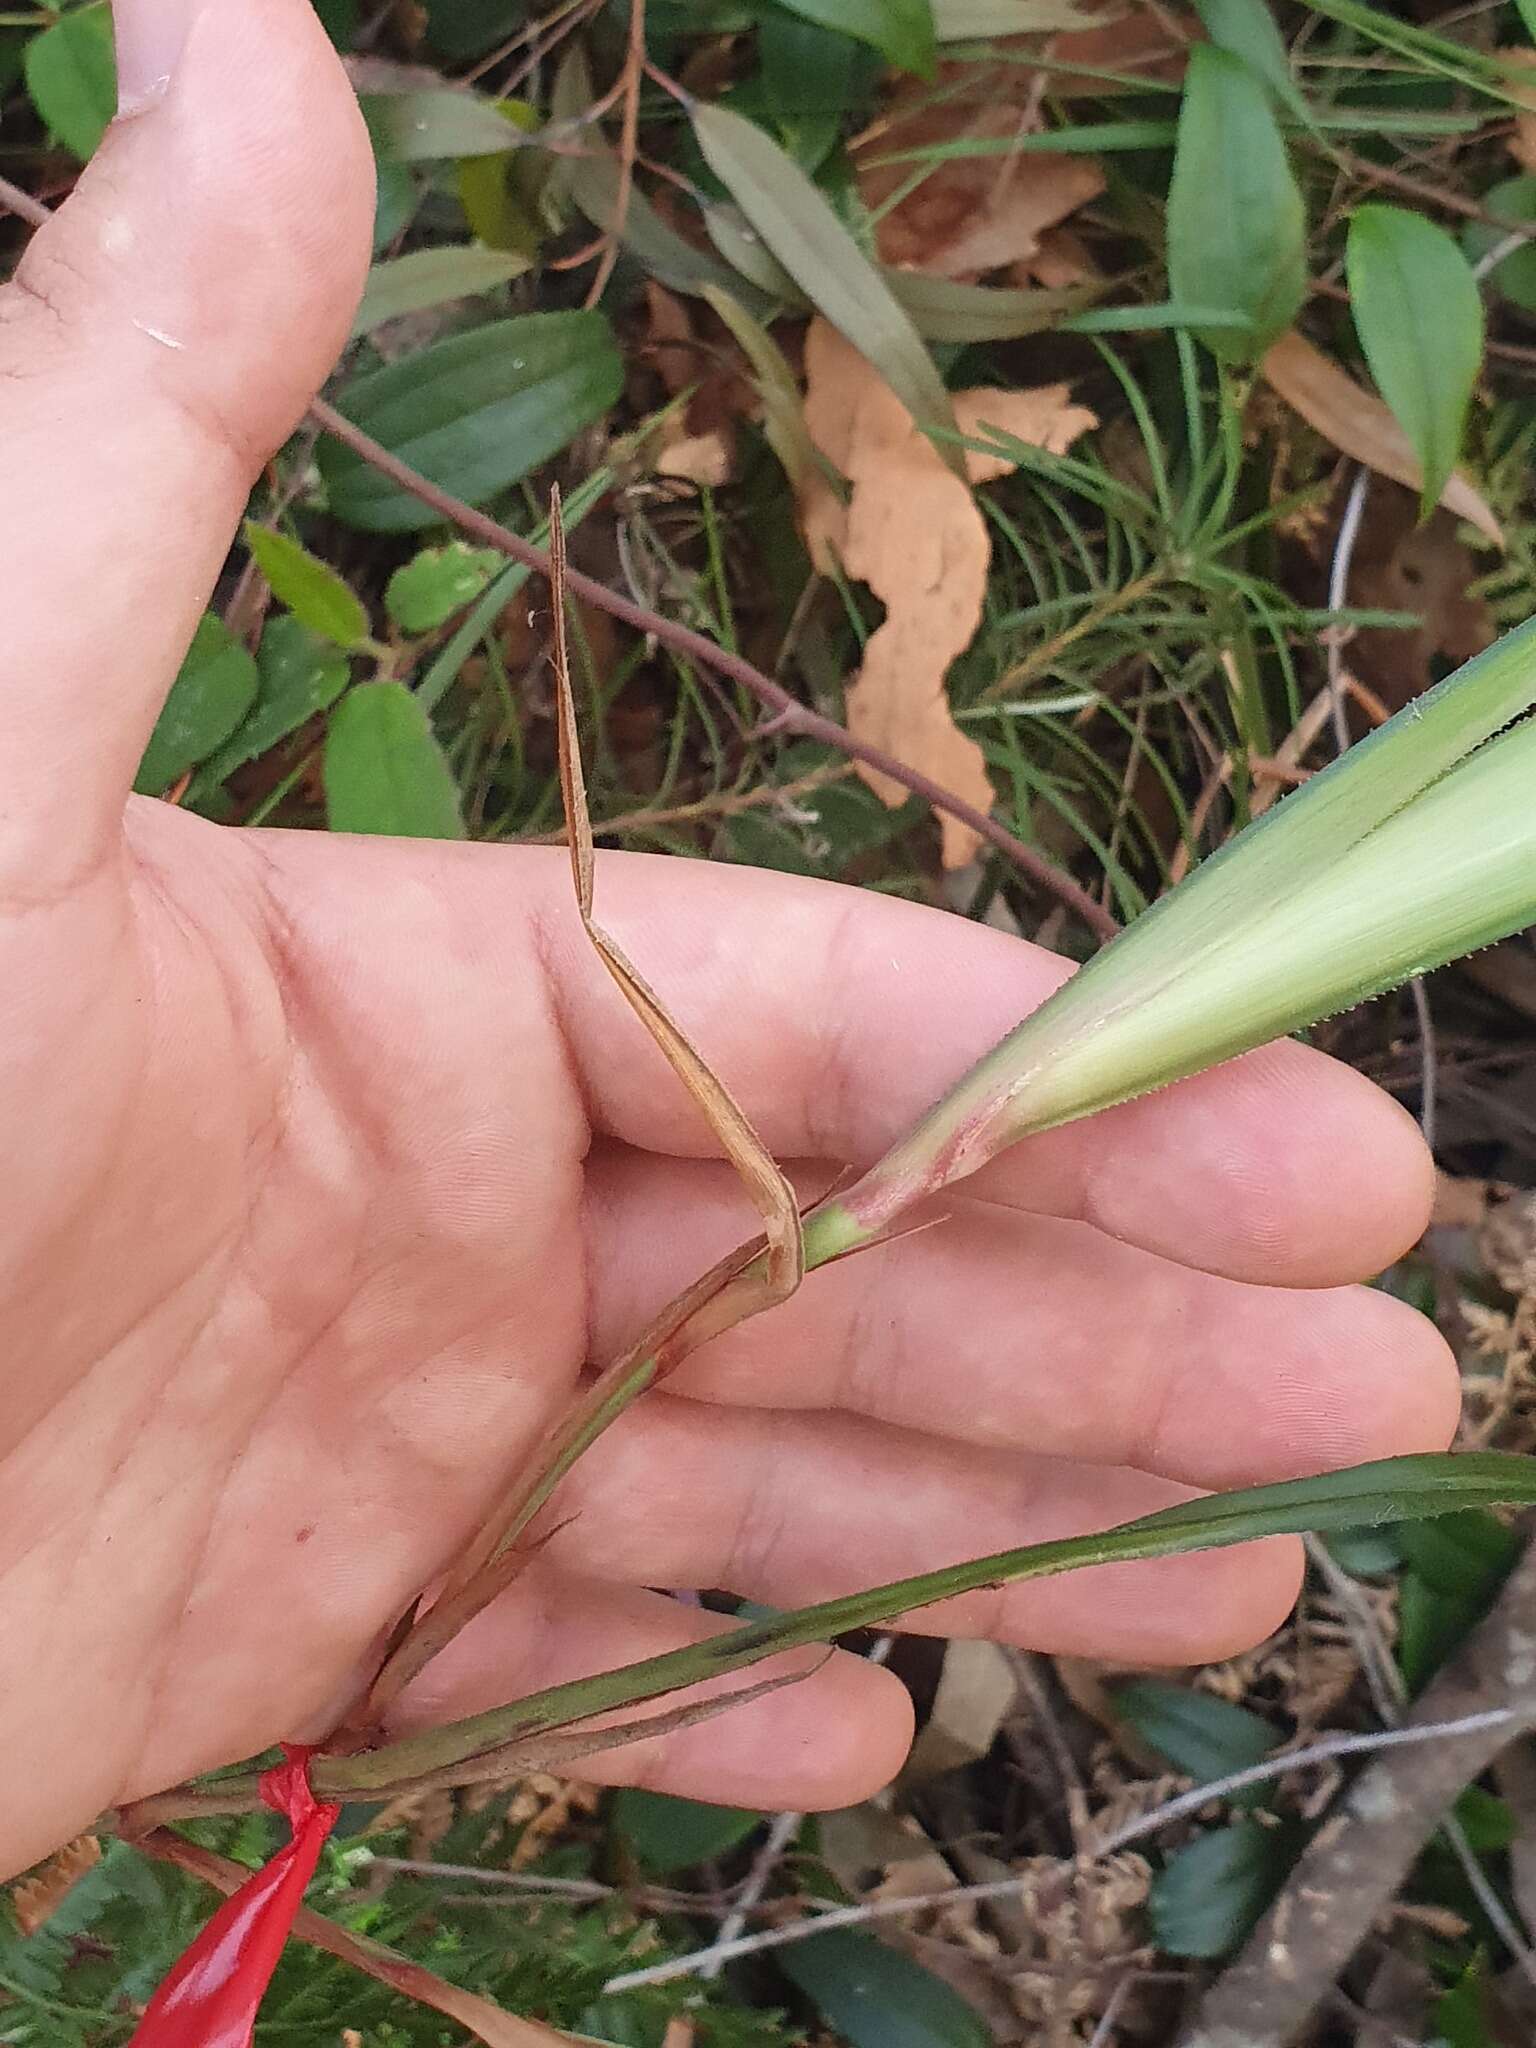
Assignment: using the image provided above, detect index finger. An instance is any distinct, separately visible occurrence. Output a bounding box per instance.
[526,848,1431,1287]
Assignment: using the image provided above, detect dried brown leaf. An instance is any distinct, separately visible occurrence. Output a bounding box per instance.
[801,321,1095,865]
[1261,329,1502,545]
[10,1835,101,1936]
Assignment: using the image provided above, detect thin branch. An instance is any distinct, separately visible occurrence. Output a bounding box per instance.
[0,173,51,231]
[305,397,1119,942]
[598,1708,1518,1993]
[583,0,646,309]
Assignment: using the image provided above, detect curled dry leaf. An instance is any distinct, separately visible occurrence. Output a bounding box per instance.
[10,1834,102,1936]
[1261,329,1502,545]
[801,319,1095,866]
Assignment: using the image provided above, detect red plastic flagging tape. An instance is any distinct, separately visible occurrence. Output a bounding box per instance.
[129,1747,340,2046]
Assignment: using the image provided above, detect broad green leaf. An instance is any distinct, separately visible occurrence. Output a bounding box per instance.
[1461,176,1536,314]
[611,1789,762,1874]
[329,1450,1536,1794]
[244,524,371,649]
[1192,0,1311,125]
[386,543,504,634]
[361,87,518,161]
[351,246,529,338]
[456,100,547,258]
[764,0,936,76]
[932,0,1093,31]
[827,615,1536,1197]
[691,102,963,474]
[1322,1524,1403,1576]
[134,616,258,796]
[193,618,350,793]
[777,1930,989,2048]
[1518,0,1536,45]
[25,4,114,161]
[1114,1681,1279,1808]
[1150,1818,1302,1958]
[703,201,810,305]
[1432,1962,1497,2048]
[324,682,465,839]
[319,312,623,532]
[1347,204,1484,519]
[1167,46,1306,362]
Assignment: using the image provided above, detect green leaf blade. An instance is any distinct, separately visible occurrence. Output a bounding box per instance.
[192,617,351,795]
[690,101,962,472]
[351,245,529,339]
[1166,45,1307,362]
[244,524,370,649]
[324,681,465,839]
[777,1930,989,2048]
[766,0,938,76]
[134,616,258,796]
[318,312,624,533]
[1347,203,1484,517]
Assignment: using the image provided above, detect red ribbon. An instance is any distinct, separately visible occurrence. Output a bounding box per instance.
[129,1747,340,2047]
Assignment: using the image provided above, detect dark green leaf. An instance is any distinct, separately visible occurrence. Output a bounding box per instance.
[244,524,370,649]
[1452,1784,1514,1855]
[25,4,115,161]
[764,0,937,76]
[386,542,504,633]
[1432,1961,1497,2048]
[1518,0,1536,46]
[351,246,529,338]
[1347,203,1485,517]
[134,616,258,796]
[759,11,866,166]
[1150,1818,1302,1958]
[1167,45,1307,361]
[1114,1681,1280,1808]
[193,618,351,792]
[611,1789,762,1874]
[1396,1510,1520,1692]
[777,1929,989,2048]
[324,681,465,838]
[319,312,623,533]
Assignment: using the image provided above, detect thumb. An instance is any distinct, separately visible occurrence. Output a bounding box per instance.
[0,0,374,890]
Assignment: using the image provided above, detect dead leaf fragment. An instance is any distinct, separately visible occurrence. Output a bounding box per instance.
[1502,48,1536,169]
[10,1835,101,1935]
[907,1639,1019,1777]
[801,320,1095,865]
[1261,329,1502,546]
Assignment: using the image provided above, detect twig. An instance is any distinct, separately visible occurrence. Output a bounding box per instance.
[304,398,1119,941]
[597,1708,1518,1993]
[583,0,646,308]
[0,172,51,231]
[1180,1537,1536,2048]
[517,761,853,845]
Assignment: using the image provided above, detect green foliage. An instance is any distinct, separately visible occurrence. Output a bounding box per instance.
[776,1928,990,2048]
[1166,46,1307,361]
[190,618,350,798]
[1347,204,1484,516]
[24,3,113,160]
[134,616,258,797]
[761,0,937,77]
[1395,1509,1521,1693]
[324,681,466,838]
[386,541,505,633]
[1149,1816,1305,1959]
[244,523,371,650]
[319,313,625,531]
[1113,1680,1280,1807]
[611,1790,763,1875]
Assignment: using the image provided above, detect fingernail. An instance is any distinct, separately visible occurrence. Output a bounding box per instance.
[113,0,207,115]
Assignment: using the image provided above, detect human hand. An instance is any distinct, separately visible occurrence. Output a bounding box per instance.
[0,0,1456,1881]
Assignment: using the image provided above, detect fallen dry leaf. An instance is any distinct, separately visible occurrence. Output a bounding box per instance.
[1502,48,1536,169]
[1261,329,1502,545]
[802,320,1095,865]
[857,60,1104,277]
[1342,490,1495,712]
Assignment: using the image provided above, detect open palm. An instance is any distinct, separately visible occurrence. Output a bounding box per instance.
[0,0,1457,1883]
